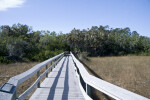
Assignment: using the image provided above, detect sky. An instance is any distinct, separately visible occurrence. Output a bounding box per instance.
[0,0,150,37]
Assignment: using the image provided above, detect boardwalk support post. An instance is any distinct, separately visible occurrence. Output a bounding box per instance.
[37,70,40,88]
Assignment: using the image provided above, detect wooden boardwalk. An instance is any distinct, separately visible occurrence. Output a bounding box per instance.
[30,55,85,100]
[0,52,149,100]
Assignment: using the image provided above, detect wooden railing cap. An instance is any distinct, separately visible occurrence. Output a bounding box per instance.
[71,53,149,100]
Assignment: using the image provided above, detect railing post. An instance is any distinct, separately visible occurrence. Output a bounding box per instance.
[13,88,17,100]
[55,58,57,66]
[0,83,17,100]
[54,59,56,68]
[37,70,40,88]
[86,83,91,97]
[46,65,48,77]
[50,61,52,71]
[86,83,88,94]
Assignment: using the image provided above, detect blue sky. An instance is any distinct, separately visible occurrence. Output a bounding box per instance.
[0,0,150,37]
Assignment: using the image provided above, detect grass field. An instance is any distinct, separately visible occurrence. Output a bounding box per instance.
[0,62,41,99]
[82,56,150,99]
[0,61,55,100]
[0,56,150,100]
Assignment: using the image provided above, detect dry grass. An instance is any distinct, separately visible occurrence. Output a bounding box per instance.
[0,62,39,86]
[1,57,149,99]
[0,62,52,99]
[82,56,150,99]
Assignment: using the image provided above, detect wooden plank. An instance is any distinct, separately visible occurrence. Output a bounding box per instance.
[30,56,85,100]
[0,92,13,100]
[8,53,64,86]
[71,53,149,100]
[18,56,63,100]
[0,53,64,100]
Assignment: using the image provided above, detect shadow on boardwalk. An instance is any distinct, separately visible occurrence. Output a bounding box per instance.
[47,56,70,100]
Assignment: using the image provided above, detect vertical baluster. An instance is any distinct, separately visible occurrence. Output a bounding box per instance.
[12,87,17,100]
[50,61,52,71]
[86,83,91,97]
[46,65,48,77]
[37,70,40,88]
[54,59,56,68]
[86,83,88,94]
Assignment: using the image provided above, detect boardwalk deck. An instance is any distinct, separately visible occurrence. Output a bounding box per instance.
[0,52,149,100]
[30,55,85,100]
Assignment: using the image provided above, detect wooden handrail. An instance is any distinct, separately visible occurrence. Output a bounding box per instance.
[0,53,64,100]
[71,53,149,100]
[18,56,63,100]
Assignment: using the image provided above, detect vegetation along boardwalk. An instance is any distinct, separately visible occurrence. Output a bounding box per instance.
[0,53,149,100]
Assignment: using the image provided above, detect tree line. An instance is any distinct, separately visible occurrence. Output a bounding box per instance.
[0,23,68,63]
[67,26,150,56]
[0,23,150,63]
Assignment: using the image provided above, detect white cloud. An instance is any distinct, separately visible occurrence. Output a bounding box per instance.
[0,0,25,11]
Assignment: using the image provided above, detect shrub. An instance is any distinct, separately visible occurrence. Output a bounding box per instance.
[0,56,12,63]
[78,52,89,61]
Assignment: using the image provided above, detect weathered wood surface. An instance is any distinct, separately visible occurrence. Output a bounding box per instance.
[8,53,64,86]
[0,52,149,100]
[71,53,149,100]
[18,56,63,100]
[30,55,85,100]
[0,53,64,100]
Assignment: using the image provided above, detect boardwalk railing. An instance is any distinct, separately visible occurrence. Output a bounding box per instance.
[71,53,149,100]
[0,52,149,100]
[0,53,64,100]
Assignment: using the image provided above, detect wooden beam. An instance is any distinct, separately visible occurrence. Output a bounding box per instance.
[71,53,149,100]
